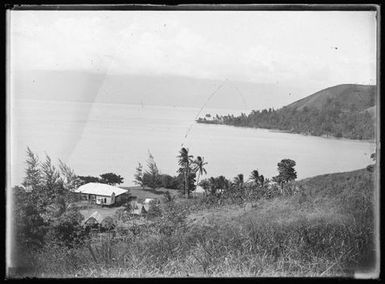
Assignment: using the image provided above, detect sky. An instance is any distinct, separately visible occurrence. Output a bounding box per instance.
[9,10,377,100]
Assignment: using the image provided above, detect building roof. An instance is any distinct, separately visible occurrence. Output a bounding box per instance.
[84,211,104,224]
[75,182,128,197]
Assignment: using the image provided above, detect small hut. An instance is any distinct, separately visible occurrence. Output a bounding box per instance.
[192,185,206,197]
[83,211,104,227]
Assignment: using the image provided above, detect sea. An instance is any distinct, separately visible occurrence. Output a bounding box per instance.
[9,99,376,187]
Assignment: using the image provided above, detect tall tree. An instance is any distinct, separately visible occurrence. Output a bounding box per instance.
[13,185,47,251]
[249,170,265,187]
[144,151,161,189]
[249,170,259,185]
[23,149,61,214]
[259,174,265,187]
[177,147,194,198]
[58,159,82,191]
[22,147,42,192]
[209,176,217,195]
[133,162,144,189]
[41,155,62,196]
[193,156,208,186]
[217,175,230,190]
[272,159,297,189]
[234,174,244,189]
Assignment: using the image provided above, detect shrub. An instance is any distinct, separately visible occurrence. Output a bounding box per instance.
[147,200,162,219]
[100,217,115,231]
[45,208,89,248]
[163,191,175,203]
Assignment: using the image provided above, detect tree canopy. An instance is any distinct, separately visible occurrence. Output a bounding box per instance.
[99,172,124,185]
[273,159,297,188]
[197,102,375,140]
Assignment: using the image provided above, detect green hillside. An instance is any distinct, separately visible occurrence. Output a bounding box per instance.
[198,84,377,140]
[286,84,376,112]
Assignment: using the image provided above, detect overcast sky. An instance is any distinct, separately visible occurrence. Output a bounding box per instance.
[9,10,377,90]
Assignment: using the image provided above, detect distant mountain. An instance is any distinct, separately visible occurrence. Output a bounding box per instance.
[12,70,308,111]
[198,84,377,140]
[285,84,376,113]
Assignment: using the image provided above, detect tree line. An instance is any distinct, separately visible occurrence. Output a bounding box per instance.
[197,98,375,140]
[133,149,208,198]
[131,147,298,200]
[198,158,297,198]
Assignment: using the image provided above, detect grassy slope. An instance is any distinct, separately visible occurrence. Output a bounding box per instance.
[184,168,376,276]
[27,168,376,277]
[285,84,376,112]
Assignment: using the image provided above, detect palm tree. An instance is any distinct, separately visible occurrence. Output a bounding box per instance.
[217,175,228,190]
[249,170,259,185]
[193,156,208,186]
[259,174,264,186]
[234,174,244,189]
[177,147,194,198]
[209,176,217,195]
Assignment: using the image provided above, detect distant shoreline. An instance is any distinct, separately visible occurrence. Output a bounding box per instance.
[196,120,376,144]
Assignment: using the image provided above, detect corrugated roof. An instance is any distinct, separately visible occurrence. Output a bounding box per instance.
[75,182,128,197]
[84,211,104,224]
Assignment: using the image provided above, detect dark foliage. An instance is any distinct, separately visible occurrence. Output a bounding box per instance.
[198,102,375,140]
[99,172,124,185]
[78,175,101,184]
[273,159,297,189]
[13,147,91,269]
[45,208,89,248]
[160,174,180,189]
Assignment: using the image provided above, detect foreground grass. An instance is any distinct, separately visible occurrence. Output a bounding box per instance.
[16,168,376,277]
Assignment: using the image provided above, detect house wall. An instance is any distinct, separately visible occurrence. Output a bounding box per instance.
[96,195,113,205]
[111,192,116,204]
[79,192,128,206]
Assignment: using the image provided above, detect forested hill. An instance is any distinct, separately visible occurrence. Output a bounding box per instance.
[197,84,376,140]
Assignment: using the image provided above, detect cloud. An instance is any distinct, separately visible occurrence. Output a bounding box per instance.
[9,10,377,87]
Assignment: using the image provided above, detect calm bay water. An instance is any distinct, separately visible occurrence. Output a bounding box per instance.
[9,99,375,187]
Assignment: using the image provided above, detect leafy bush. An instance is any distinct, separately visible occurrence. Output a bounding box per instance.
[147,200,162,219]
[45,208,89,248]
[100,217,115,231]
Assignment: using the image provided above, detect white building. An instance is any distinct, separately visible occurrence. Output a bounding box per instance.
[75,182,128,206]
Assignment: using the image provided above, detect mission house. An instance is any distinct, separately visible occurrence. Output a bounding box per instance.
[75,182,129,206]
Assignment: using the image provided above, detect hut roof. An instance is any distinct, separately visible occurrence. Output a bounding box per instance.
[84,211,104,224]
[75,183,128,197]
